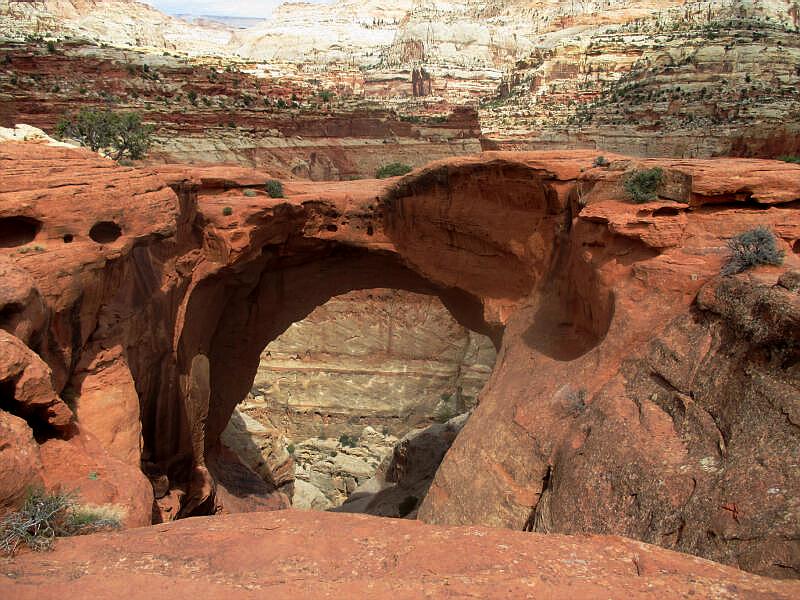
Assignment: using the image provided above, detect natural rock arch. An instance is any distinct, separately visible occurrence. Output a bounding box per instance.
[2,143,798,577]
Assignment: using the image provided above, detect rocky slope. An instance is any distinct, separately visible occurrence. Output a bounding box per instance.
[0,140,798,577]
[0,0,233,54]
[0,40,481,179]
[4,511,800,599]
[3,1,800,160]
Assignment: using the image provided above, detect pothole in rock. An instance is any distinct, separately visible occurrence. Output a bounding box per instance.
[222,288,496,517]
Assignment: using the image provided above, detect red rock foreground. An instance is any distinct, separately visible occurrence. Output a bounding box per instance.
[1,510,798,599]
[1,141,799,581]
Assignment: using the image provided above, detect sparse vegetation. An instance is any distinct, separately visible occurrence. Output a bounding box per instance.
[722,227,784,275]
[243,189,258,197]
[56,109,154,161]
[222,206,233,216]
[265,180,284,198]
[623,167,664,203]
[46,40,56,54]
[376,162,413,179]
[0,489,120,556]
[286,443,295,455]
[778,155,800,164]
[338,434,359,448]
[593,155,610,167]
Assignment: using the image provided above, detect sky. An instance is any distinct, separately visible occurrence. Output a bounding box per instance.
[143,1,325,18]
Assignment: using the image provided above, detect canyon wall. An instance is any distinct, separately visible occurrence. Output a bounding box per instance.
[0,141,798,577]
[4,1,800,162]
[244,288,495,439]
[0,41,481,180]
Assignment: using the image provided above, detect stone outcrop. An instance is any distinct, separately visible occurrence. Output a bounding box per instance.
[337,413,469,518]
[2,510,799,599]
[0,140,798,577]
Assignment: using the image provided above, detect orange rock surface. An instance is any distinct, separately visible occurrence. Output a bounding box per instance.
[0,141,798,580]
[2,510,800,599]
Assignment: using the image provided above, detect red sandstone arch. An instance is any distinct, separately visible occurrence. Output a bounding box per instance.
[3,143,798,577]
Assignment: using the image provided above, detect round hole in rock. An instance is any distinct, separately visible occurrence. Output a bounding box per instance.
[326,224,338,232]
[0,216,42,248]
[89,221,122,244]
[221,288,497,517]
[63,233,74,244]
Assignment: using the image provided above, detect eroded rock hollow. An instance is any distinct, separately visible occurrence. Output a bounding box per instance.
[0,142,798,577]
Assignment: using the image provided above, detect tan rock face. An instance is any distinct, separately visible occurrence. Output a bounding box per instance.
[0,141,798,578]
[244,288,495,438]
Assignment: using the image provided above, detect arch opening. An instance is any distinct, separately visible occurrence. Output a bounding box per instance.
[89,221,122,244]
[145,244,501,521]
[224,287,497,514]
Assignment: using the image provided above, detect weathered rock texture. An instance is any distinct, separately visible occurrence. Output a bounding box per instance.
[4,510,800,599]
[244,287,495,438]
[0,140,799,578]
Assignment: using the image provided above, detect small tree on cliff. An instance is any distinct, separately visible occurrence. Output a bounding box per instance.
[56,109,155,161]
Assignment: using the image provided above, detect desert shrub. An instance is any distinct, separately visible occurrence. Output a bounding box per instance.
[722,227,784,275]
[222,206,233,216]
[265,179,284,198]
[242,189,258,197]
[286,443,295,455]
[0,489,120,556]
[187,90,198,105]
[46,40,56,53]
[433,401,456,424]
[56,109,154,160]
[623,167,663,203]
[778,155,800,164]
[593,155,609,167]
[376,162,413,179]
[338,434,359,448]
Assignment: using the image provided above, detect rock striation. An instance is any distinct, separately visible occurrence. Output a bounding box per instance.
[3,1,800,162]
[0,140,798,577]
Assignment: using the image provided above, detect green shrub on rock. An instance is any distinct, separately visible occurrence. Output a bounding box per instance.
[265,180,284,198]
[376,163,413,179]
[56,109,154,161]
[623,167,664,203]
[0,489,120,556]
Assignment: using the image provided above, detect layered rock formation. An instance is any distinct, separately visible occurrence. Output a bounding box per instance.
[0,40,481,179]
[0,0,233,54]
[0,140,798,578]
[4,1,800,162]
[244,288,494,438]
